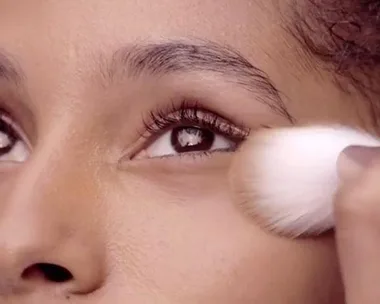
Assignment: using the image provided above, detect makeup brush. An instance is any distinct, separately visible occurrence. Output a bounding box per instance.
[229,125,380,238]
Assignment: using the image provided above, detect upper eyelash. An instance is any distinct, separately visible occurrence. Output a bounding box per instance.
[141,100,250,141]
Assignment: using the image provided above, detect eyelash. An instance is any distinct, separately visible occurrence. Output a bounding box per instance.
[141,100,250,150]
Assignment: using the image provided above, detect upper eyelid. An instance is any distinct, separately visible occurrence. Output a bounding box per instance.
[0,82,36,145]
[147,99,248,127]
[145,113,247,139]
[104,40,295,123]
[141,102,250,136]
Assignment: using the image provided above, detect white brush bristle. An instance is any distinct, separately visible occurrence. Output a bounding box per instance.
[230,125,380,238]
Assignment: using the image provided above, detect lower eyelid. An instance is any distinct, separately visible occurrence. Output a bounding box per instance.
[122,150,234,173]
[139,148,236,163]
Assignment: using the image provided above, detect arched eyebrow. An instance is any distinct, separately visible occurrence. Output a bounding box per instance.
[0,51,24,85]
[105,40,295,123]
[0,42,295,123]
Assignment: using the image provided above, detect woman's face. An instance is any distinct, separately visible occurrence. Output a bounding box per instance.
[0,0,373,303]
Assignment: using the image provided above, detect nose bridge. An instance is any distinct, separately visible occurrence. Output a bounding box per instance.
[0,126,106,295]
[4,126,95,230]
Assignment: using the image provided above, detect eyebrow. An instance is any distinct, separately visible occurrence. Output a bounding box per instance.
[0,51,24,85]
[107,40,295,123]
[0,42,294,123]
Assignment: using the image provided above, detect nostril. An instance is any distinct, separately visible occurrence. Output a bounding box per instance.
[22,263,73,283]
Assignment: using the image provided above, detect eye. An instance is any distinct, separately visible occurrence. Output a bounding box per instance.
[0,112,29,163]
[143,125,235,158]
[134,101,249,159]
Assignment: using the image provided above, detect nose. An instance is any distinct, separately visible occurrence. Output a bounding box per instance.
[0,141,106,298]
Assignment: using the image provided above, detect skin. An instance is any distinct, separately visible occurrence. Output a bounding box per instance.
[336,147,380,303]
[0,0,376,303]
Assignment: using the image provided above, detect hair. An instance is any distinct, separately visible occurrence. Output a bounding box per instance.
[288,0,380,125]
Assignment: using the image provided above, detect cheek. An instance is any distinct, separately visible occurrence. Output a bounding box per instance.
[101,172,343,303]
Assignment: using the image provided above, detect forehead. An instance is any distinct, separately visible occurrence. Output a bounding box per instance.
[0,1,291,108]
[0,1,289,76]
[0,0,374,132]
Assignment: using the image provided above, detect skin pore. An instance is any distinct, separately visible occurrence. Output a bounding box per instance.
[0,0,377,303]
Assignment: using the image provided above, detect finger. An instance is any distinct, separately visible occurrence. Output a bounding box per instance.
[335,146,380,304]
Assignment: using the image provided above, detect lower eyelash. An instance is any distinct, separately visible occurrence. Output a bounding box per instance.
[152,147,236,160]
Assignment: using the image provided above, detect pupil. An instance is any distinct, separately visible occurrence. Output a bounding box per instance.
[171,126,215,153]
[0,120,15,154]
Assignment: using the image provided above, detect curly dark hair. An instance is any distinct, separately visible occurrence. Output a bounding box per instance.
[288,0,380,123]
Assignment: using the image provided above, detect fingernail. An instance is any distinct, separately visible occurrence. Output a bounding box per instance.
[338,145,380,181]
